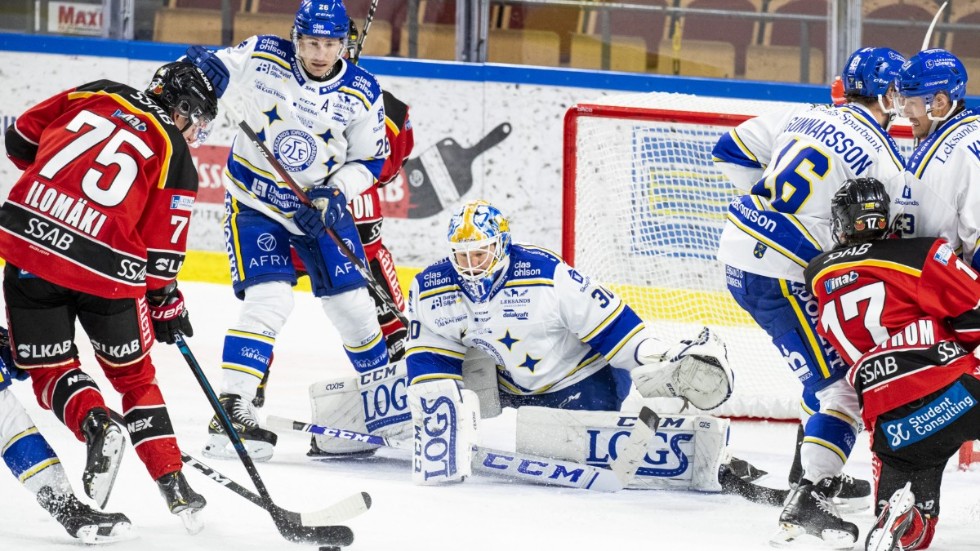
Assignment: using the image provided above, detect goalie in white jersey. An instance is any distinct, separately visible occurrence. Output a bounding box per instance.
[183,0,390,461]
[893,49,980,272]
[712,47,907,547]
[403,199,734,485]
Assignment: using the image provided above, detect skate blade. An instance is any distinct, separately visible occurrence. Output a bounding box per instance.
[867,483,915,551]
[202,433,273,462]
[179,509,205,535]
[819,528,859,549]
[76,520,136,544]
[86,429,126,508]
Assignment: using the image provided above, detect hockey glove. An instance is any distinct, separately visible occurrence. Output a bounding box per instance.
[184,45,229,97]
[307,185,349,228]
[146,283,193,345]
[632,327,733,410]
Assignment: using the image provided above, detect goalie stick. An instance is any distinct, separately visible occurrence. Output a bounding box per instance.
[265,411,660,492]
[174,335,360,547]
[237,120,409,329]
[181,453,371,525]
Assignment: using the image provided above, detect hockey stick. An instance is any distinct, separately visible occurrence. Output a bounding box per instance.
[237,120,409,329]
[921,1,948,51]
[351,0,379,65]
[718,463,789,507]
[266,415,636,492]
[173,334,359,546]
[181,453,371,525]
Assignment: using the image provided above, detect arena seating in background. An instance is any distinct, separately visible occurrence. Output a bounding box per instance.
[500,2,588,64]
[489,29,561,66]
[656,38,736,78]
[862,0,933,58]
[568,33,647,73]
[744,44,824,83]
[399,23,455,61]
[763,0,827,79]
[675,0,756,76]
[234,0,293,44]
[154,0,241,45]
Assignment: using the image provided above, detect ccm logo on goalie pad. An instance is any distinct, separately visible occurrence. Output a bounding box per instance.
[414,395,463,481]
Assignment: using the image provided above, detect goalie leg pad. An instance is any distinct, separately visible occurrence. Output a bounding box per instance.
[309,362,412,455]
[516,406,729,491]
[408,380,479,485]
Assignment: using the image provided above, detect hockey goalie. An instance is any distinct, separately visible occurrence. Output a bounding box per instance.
[302,200,762,495]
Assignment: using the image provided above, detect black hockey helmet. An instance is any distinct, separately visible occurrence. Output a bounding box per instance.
[146,61,218,144]
[831,178,891,247]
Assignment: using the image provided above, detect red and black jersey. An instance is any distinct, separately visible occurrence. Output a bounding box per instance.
[0,80,197,299]
[804,237,980,425]
[354,90,414,250]
[378,90,413,186]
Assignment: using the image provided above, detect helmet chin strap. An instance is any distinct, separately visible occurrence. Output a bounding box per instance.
[925,99,958,136]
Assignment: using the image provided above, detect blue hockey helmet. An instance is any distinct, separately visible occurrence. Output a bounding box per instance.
[294,0,349,39]
[841,47,905,98]
[897,48,968,102]
[447,200,512,302]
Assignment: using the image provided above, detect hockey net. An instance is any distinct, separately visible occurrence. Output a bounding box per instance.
[562,92,917,423]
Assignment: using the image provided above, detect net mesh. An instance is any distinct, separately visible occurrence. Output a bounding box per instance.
[565,92,915,420]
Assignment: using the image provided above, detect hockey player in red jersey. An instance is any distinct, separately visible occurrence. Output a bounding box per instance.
[347,18,413,363]
[0,61,217,528]
[804,177,980,551]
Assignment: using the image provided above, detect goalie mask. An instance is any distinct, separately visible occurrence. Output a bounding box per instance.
[447,200,512,302]
[831,178,890,247]
[146,61,218,147]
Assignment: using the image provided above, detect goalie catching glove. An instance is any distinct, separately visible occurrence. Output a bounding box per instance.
[632,327,733,410]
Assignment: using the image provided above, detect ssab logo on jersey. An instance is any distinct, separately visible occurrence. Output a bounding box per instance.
[273,130,317,171]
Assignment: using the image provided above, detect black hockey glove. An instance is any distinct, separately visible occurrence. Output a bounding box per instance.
[146,282,193,345]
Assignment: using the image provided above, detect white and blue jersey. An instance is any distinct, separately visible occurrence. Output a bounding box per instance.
[405,245,650,399]
[898,107,980,270]
[210,35,388,232]
[714,103,906,282]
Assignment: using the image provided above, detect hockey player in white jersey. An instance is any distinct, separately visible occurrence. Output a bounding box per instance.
[0,329,132,543]
[712,47,907,547]
[183,0,390,461]
[403,199,734,485]
[893,49,980,271]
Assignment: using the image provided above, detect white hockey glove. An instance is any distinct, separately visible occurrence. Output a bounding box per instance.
[632,327,733,410]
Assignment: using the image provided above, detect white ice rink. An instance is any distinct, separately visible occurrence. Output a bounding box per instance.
[1,281,978,550]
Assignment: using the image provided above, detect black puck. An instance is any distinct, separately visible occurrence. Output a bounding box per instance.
[319,547,341,551]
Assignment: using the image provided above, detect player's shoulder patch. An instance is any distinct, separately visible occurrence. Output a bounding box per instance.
[508,245,560,281]
[417,258,459,292]
[339,62,382,105]
[253,35,293,61]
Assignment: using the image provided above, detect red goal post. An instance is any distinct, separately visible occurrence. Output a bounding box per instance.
[561,93,921,424]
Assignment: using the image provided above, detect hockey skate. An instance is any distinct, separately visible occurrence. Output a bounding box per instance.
[157,471,207,534]
[833,472,872,513]
[81,408,126,509]
[771,477,859,549]
[203,393,278,461]
[866,483,923,551]
[37,486,134,544]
